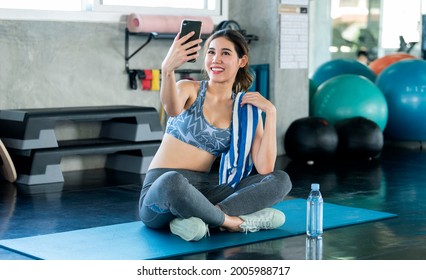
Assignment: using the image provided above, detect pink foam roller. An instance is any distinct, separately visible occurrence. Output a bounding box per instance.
[127,14,214,34]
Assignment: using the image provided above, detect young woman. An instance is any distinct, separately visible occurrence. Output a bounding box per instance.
[139,29,292,241]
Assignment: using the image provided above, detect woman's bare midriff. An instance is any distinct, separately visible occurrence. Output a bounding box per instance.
[148,133,217,172]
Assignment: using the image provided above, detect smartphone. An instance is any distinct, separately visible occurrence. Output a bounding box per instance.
[179,20,202,63]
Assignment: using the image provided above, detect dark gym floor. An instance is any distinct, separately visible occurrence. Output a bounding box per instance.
[0,144,425,260]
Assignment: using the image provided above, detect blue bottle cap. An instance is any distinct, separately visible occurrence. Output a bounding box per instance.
[311,183,320,191]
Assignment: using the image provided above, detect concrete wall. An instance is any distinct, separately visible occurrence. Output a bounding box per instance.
[309,0,332,75]
[0,20,163,110]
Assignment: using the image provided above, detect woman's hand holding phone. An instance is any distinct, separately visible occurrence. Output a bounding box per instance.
[179,20,203,63]
[162,20,202,73]
[162,32,203,72]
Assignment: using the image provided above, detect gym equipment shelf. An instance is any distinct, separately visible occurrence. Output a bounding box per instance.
[124,27,258,89]
[125,29,205,89]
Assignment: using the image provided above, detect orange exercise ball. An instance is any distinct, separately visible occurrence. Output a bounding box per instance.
[369,53,416,75]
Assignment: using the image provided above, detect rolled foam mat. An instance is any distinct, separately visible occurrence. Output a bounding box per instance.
[127,14,215,34]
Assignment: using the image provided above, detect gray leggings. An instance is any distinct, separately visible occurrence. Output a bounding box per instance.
[139,168,292,229]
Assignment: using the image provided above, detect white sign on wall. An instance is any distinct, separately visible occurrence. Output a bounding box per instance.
[279,0,309,69]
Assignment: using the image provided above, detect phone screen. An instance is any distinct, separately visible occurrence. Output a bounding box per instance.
[179,20,202,63]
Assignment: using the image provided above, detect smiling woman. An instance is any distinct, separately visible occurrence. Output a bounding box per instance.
[0,0,227,23]
[138,28,292,242]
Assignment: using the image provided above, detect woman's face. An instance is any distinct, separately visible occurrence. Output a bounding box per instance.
[204,37,247,83]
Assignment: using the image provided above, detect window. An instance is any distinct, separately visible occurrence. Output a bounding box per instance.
[0,0,227,23]
[381,0,421,49]
[95,0,219,14]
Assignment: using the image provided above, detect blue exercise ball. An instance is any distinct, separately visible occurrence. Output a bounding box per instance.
[376,59,426,140]
[311,74,388,131]
[311,58,376,88]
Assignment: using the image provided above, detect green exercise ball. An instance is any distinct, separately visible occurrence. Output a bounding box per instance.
[311,74,388,131]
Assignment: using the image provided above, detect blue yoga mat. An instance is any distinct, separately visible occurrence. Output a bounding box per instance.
[0,199,396,260]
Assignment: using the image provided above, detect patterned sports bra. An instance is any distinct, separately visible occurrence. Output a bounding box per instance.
[165,80,233,157]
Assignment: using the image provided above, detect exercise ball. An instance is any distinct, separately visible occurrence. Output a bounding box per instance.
[311,74,388,131]
[284,117,338,162]
[335,117,384,159]
[376,59,426,140]
[369,53,416,75]
[311,58,376,87]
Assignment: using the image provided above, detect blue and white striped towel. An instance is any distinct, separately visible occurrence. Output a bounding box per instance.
[219,92,262,188]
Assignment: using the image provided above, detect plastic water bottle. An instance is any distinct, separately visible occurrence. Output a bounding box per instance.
[306,183,323,238]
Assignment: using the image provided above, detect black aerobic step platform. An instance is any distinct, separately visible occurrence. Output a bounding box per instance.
[0,105,164,186]
[0,105,164,149]
[9,139,161,185]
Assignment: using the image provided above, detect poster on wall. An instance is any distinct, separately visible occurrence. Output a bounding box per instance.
[279,0,309,69]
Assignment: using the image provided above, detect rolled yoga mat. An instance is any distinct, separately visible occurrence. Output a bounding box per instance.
[127,14,215,34]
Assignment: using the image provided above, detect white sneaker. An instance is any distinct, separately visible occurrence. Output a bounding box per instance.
[239,208,286,233]
[170,217,209,241]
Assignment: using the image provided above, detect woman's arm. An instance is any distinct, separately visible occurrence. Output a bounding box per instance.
[160,32,202,116]
[240,92,277,174]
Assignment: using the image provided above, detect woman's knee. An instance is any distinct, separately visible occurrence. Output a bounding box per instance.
[139,171,190,225]
[271,170,293,198]
[146,171,192,204]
